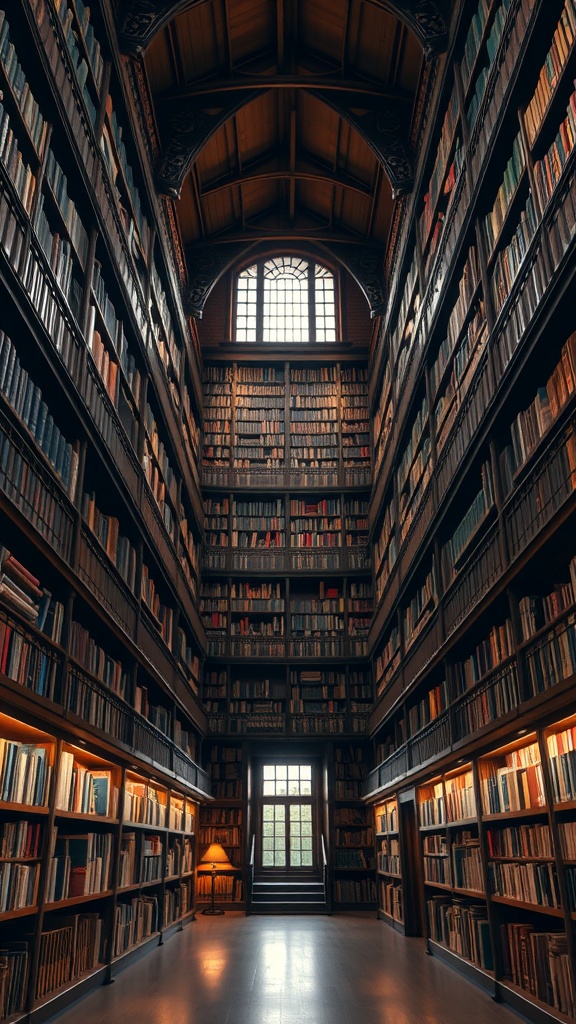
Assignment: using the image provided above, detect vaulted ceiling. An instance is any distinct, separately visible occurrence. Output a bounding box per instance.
[117,1,451,316]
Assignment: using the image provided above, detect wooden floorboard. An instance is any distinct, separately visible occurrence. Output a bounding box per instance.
[48,913,521,1024]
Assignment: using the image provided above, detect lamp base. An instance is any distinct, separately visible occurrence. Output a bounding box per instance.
[201,906,225,915]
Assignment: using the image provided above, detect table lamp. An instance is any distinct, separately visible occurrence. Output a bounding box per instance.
[199,842,232,915]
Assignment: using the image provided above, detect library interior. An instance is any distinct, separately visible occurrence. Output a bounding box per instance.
[0,0,575,1021]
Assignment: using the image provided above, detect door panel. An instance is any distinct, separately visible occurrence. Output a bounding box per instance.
[257,763,317,873]
[262,804,287,868]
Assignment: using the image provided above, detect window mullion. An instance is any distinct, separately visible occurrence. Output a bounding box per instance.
[309,264,316,343]
[257,262,264,343]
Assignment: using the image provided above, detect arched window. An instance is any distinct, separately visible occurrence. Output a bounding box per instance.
[235,257,337,343]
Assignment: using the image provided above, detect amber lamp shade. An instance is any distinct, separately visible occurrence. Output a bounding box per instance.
[199,843,232,915]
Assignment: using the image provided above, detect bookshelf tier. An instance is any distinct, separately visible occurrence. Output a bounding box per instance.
[0,709,199,1018]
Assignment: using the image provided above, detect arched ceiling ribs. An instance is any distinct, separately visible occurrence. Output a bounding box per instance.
[309,89,413,198]
[183,238,386,319]
[155,89,260,198]
[117,0,450,58]
[118,0,195,56]
[366,0,450,58]
[155,82,414,199]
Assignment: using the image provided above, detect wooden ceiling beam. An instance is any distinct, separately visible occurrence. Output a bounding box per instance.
[221,0,234,76]
[201,166,373,199]
[157,76,414,103]
[277,0,285,71]
[289,106,296,225]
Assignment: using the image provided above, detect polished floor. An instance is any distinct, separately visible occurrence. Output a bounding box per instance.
[51,914,521,1024]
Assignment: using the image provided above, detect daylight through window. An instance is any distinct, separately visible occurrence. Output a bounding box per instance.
[235,257,337,343]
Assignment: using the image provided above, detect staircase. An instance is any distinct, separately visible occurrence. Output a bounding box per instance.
[249,875,328,914]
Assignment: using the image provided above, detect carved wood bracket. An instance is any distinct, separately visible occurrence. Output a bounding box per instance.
[184,241,386,319]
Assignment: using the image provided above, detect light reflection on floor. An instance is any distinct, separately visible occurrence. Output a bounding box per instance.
[49,914,521,1024]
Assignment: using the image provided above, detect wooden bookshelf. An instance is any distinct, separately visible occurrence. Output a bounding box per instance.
[197,742,245,908]
[367,2,576,1017]
[374,795,404,930]
[331,743,375,908]
[0,1,208,1017]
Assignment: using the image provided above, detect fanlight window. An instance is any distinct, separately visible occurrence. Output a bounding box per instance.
[235,257,337,343]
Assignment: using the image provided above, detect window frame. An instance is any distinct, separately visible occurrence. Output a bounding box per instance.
[232,256,340,344]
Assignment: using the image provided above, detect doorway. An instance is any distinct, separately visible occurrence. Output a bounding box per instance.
[255,762,320,874]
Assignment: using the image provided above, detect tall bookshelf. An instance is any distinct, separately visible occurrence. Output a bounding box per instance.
[0,0,208,1016]
[201,357,372,740]
[198,741,246,909]
[367,0,576,1020]
[332,743,375,908]
[374,795,404,930]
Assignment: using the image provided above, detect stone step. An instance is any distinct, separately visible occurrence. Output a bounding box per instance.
[249,904,328,914]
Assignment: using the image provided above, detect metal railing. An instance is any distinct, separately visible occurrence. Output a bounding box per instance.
[247,834,256,914]
[322,835,332,915]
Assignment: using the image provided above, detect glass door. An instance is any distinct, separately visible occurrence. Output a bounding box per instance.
[259,764,317,872]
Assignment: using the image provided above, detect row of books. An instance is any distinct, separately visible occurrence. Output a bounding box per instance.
[548,725,576,803]
[55,753,116,817]
[460,0,492,91]
[0,545,63,644]
[0,738,51,807]
[465,0,513,133]
[453,618,514,694]
[427,896,493,970]
[441,461,494,583]
[0,330,79,500]
[90,262,142,412]
[505,425,576,563]
[141,564,174,647]
[486,822,553,859]
[69,620,131,702]
[403,566,437,650]
[196,874,243,900]
[524,0,575,148]
[81,491,137,591]
[491,191,538,316]
[506,332,576,480]
[334,879,376,903]
[337,827,373,848]
[453,664,518,742]
[112,895,158,957]
[123,780,166,827]
[419,81,461,253]
[47,831,114,902]
[36,912,103,1000]
[423,852,450,885]
[502,924,574,1017]
[488,859,558,908]
[44,147,88,267]
[377,837,400,875]
[163,879,193,923]
[478,742,544,815]
[533,81,576,212]
[481,132,526,257]
[380,879,403,921]
[0,859,39,912]
[524,612,576,703]
[451,836,483,892]
[0,10,47,154]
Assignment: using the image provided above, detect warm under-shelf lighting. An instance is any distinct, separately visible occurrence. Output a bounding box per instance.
[199,843,232,915]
